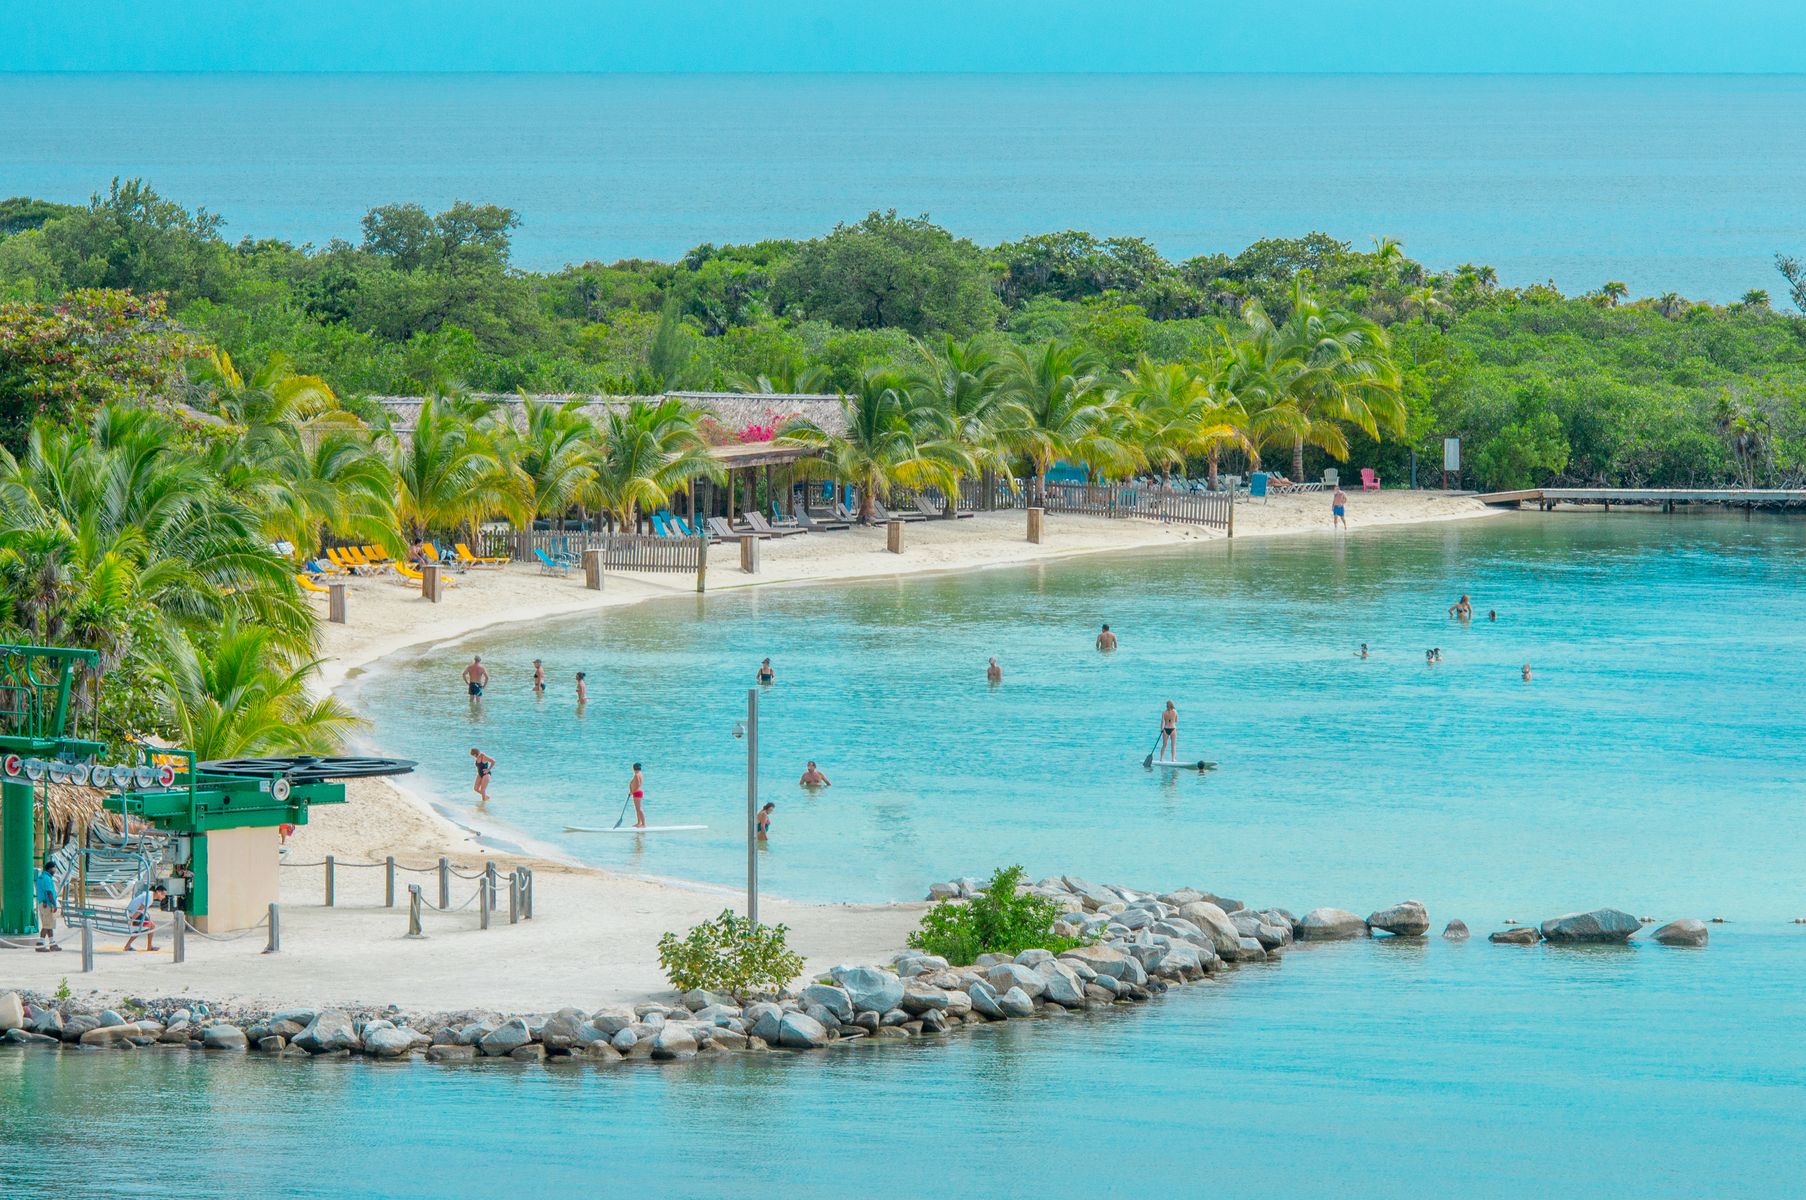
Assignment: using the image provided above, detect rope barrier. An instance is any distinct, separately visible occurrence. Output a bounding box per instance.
[282,857,493,877]
[176,913,272,943]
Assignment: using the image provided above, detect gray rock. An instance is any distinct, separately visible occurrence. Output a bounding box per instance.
[926,882,959,901]
[271,1007,318,1028]
[1651,918,1709,948]
[79,1024,141,1047]
[200,1025,248,1051]
[651,1023,699,1059]
[588,1008,636,1037]
[1367,901,1431,937]
[1059,944,1134,980]
[1442,920,1471,940]
[895,952,950,975]
[879,1009,910,1027]
[709,1028,749,1051]
[32,1010,63,1037]
[609,1029,637,1051]
[477,1018,534,1057]
[160,1021,191,1045]
[692,1004,743,1027]
[3,1028,57,1045]
[1037,962,1088,1006]
[98,1010,126,1029]
[1013,949,1054,967]
[799,985,853,1023]
[1539,908,1640,945]
[0,993,26,1033]
[744,1002,784,1044]
[1488,926,1541,944]
[1296,908,1370,941]
[427,1043,477,1061]
[983,963,1047,999]
[918,1009,949,1034]
[682,989,734,1012]
[364,1027,415,1059]
[1158,889,1204,908]
[829,965,905,1015]
[1199,892,1243,914]
[777,1011,829,1049]
[967,980,1005,1019]
[257,1036,285,1053]
[293,1011,358,1054]
[1177,901,1243,957]
[941,989,973,1016]
[1233,937,1265,961]
[539,1008,589,1052]
[509,1044,547,1061]
[1112,907,1155,931]
[1090,974,1120,997]
[899,982,951,1014]
[998,986,1035,1018]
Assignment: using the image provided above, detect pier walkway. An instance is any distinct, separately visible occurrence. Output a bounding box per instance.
[1476,487,1806,511]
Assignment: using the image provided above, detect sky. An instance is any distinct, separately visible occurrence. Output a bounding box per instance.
[6,1,1805,73]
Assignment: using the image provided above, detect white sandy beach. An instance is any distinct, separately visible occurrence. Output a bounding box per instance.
[7,492,1498,1013]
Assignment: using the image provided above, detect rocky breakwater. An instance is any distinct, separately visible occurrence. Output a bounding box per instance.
[1486,908,1711,947]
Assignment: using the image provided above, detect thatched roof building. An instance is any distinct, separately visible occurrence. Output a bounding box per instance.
[370,392,848,440]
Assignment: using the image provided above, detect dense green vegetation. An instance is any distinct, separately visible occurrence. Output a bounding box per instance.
[909,865,1092,965]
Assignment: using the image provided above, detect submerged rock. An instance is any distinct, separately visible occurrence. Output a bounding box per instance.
[1651,919,1709,948]
[1295,908,1370,941]
[1442,920,1470,940]
[1488,927,1541,945]
[1539,909,1640,945]
[1366,901,1431,937]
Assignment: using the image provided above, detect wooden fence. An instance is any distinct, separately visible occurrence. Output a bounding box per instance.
[891,480,1234,533]
[474,528,706,574]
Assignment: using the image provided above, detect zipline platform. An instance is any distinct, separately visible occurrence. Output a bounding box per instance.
[1477,487,1806,510]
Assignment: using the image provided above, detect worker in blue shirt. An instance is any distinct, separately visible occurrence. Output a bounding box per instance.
[35,860,61,952]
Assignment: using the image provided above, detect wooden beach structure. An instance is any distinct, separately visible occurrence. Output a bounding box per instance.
[1477,487,1806,512]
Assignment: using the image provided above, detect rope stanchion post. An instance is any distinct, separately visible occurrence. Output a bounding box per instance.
[484,860,497,905]
[385,856,396,908]
[81,920,93,973]
[265,903,281,954]
[508,871,519,925]
[325,855,335,907]
[438,857,450,909]
[479,877,491,930]
[173,910,186,964]
[406,885,425,938]
[523,868,534,920]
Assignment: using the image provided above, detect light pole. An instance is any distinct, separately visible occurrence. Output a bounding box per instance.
[734,687,759,925]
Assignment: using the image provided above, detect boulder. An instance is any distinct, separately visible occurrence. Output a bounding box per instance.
[257,1036,286,1053]
[1177,902,1243,957]
[79,1024,142,1047]
[998,987,1035,1018]
[538,1008,589,1052]
[776,1011,829,1049]
[1295,908,1370,941]
[926,882,959,901]
[364,1027,415,1059]
[159,1022,191,1045]
[1442,920,1470,940]
[1651,919,1709,948]
[1013,949,1054,967]
[895,953,950,976]
[967,980,1005,1019]
[1059,944,1134,981]
[651,1023,699,1059]
[1037,962,1088,1007]
[691,1004,742,1028]
[1154,944,1205,978]
[682,989,734,1012]
[983,963,1047,999]
[588,1008,636,1037]
[32,1010,63,1037]
[745,1003,785,1045]
[3,1028,57,1045]
[0,993,24,1033]
[1488,926,1540,945]
[1367,901,1431,937]
[830,965,905,1015]
[1158,889,1204,908]
[509,1044,547,1062]
[1199,892,1244,914]
[1539,909,1640,945]
[293,1011,358,1054]
[477,1018,534,1057]
[609,1029,637,1051]
[799,985,853,1024]
[918,1009,949,1034]
[898,983,951,1014]
[427,1044,477,1061]
[200,1025,248,1051]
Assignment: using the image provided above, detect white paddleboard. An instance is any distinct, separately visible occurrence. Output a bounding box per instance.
[563,824,709,834]
[1143,758,1217,771]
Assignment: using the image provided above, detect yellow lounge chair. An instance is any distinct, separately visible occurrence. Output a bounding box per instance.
[456,542,507,569]
[394,560,454,588]
[325,548,363,574]
[421,542,466,573]
[297,573,332,595]
[360,545,395,566]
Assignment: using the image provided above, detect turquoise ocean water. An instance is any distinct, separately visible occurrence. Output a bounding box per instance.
[4,513,1806,1196]
[3,73,1803,299]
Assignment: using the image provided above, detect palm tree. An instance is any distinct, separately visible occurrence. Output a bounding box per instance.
[199,350,344,438]
[1401,285,1450,325]
[996,340,1117,502]
[1371,236,1406,281]
[390,396,513,540]
[781,372,969,524]
[906,335,1011,514]
[506,396,596,533]
[244,428,400,559]
[1115,356,1253,490]
[1655,292,1686,318]
[155,621,361,759]
[585,398,719,530]
[1740,289,1771,310]
[1598,281,1629,307]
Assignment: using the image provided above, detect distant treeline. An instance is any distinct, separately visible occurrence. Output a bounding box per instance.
[3,180,1805,489]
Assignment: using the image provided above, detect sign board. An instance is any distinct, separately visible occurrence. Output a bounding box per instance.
[1443,438,1461,472]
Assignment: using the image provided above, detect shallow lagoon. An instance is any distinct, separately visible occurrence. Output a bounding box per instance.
[351,512,1806,922]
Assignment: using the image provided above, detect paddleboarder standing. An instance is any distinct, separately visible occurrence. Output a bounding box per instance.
[1159,701,1178,761]
[628,762,646,829]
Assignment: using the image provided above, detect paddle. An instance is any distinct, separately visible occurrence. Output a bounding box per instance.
[1142,729,1163,769]
[610,795,632,830]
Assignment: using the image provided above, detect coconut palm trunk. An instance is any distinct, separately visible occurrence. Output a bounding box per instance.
[1293,436,1305,483]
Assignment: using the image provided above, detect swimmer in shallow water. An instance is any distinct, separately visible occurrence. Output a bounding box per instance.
[1357,643,1369,659]
[756,657,775,685]
[799,761,831,788]
[1096,624,1118,651]
[987,657,1003,683]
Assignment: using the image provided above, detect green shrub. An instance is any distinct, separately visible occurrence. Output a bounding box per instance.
[907,865,1093,965]
[657,909,805,997]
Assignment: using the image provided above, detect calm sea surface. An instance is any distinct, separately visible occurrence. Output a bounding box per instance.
[2,73,1803,299]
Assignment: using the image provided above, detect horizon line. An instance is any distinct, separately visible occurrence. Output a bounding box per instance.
[5,68,1806,78]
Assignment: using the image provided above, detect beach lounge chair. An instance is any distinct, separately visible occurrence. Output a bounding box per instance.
[1323,468,1339,488]
[769,501,804,529]
[359,545,395,566]
[456,542,507,568]
[305,557,347,576]
[743,512,805,538]
[296,573,332,595]
[705,517,766,541]
[325,547,371,575]
[791,505,849,532]
[1360,467,1381,491]
[670,513,707,539]
[872,499,927,523]
[914,491,975,519]
[532,547,571,576]
[833,501,863,524]
[394,560,454,587]
[419,542,465,573]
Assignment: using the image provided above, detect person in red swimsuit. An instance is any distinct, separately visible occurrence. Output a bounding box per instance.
[629,762,646,828]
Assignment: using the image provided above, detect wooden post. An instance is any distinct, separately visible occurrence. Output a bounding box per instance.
[265,903,280,954]
[508,871,520,924]
[422,562,442,602]
[172,907,185,964]
[523,868,533,919]
[437,857,450,909]
[740,535,760,574]
[327,582,347,624]
[1227,494,1235,539]
[406,885,425,938]
[81,919,93,973]
[886,519,904,554]
[695,537,708,593]
[583,548,604,591]
[385,855,396,907]
[1026,507,1044,544]
[324,855,335,907]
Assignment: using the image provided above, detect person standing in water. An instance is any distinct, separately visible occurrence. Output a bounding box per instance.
[470,747,495,803]
[462,655,488,699]
[532,659,546,696]
[986,657,1003,683]
[1331,485,1348,530]
[756,803,774,840]
[1522,664,1532,682]
[756,658,776,684]
[1449,595,1473,620]
[575,671,588,706]
[1096,624,1118,652]
[1159,701,1178,760]
[628,763,646,828]
[799,761,831,788]
[1357,643,1369,659]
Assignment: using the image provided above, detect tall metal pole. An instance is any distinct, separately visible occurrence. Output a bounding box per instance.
[746,687,759,926]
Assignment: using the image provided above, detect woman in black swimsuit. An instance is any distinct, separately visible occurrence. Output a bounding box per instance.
[756,658,775,685]
[470,747,494,803]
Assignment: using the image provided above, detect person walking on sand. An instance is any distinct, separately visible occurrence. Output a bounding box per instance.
[1159,701,1178,760]
[462,655,488,699]
[470,748,495,803]
[1332,485,1348,530]
[756,658,776,685]
[1449,595,1473,620]
[800,761,831,788]
[34,859,61,952]
[628,763,646,828]
[532,659,546,695]
[575,671,588,706]
[987,657,1003,683]
[1096,624,1117,652]
[756,802,774,840]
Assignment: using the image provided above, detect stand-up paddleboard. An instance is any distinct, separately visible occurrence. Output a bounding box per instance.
[564,824,708,834]
[1142,754,1217,771]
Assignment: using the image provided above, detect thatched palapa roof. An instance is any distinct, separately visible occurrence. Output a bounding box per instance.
[369,392,848,442]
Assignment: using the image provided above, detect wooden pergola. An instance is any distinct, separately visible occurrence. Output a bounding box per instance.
[698,441,824,526]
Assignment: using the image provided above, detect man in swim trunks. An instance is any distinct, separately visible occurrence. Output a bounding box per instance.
[470,747,494,803]
[1159,701,1178,760]
[1332,485,1348,530]
[462,655,488,698]
[1096,624,1117,651]
[987,657,1003,683]
[629,763,646,828]
[799,761,831,788]
[756,658,776,684]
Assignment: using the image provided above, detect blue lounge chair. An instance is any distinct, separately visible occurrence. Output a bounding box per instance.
[651,512,676,537]
[533,547,571,576]
[668,513,700,538]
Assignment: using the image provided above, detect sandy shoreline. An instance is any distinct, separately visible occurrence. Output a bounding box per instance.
[5,492,1499,1010]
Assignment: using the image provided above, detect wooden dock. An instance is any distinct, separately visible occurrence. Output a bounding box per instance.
[1477,487,1806,510]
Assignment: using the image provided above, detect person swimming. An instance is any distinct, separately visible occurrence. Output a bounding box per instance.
[799,761,831,788]
[986,657,1003,683]
[1522,663,1532,681]
[532,659,545,695]
[1358,642,1369,659]
[756,657,775,685]
[1096,624,1118,651]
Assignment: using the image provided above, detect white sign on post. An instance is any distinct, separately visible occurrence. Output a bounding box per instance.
[1443,438,1461,471]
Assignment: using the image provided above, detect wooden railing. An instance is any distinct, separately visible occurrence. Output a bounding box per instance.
[890,479,1233,532]
[474,528,705,574]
